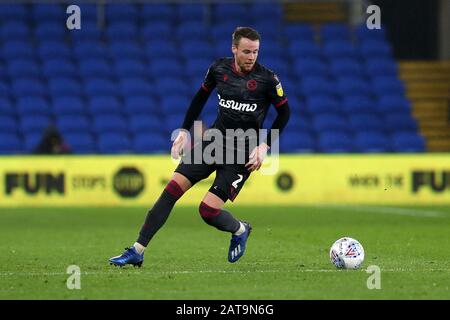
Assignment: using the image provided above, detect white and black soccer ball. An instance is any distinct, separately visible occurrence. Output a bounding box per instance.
[329,237,365,269]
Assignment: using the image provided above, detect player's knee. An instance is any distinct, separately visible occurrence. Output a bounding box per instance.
[199,201,220,223]
[164,180,185,201]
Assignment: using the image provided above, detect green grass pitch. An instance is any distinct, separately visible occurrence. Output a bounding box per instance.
[1,205,449,299]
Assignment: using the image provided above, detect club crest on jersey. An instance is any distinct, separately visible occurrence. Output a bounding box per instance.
[276,83,284,97]
[246,79,257,91]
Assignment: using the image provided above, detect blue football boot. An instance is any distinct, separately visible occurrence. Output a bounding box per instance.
[109,247,144,268]
[228,222,252,263]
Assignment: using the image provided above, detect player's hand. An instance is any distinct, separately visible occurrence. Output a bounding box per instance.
[171,131,189,159]
[245,143,270,172]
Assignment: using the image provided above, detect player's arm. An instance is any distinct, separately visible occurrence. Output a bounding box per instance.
[246,74,290,171]
[171,62,217,159]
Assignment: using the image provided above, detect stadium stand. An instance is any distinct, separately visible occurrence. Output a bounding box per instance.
[0,2,426,154]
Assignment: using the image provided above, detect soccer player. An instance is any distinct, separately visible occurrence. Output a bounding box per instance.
[109,27,290,267]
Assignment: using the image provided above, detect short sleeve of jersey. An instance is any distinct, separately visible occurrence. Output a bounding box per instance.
[201,60,219,92]
[268,73,288,108]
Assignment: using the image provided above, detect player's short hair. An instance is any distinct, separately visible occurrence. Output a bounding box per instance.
[232,27,261,47]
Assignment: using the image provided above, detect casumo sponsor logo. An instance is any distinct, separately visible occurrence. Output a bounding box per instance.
[218,94,257,112]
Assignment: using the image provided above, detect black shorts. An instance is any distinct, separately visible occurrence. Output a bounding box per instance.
[174,140,251,202]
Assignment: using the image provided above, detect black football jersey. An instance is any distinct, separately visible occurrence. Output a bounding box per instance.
[201,57,288,133]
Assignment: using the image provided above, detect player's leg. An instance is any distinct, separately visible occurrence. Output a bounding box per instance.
[135,172,191,249]
[109,172,191,267]
[198,167,252,263]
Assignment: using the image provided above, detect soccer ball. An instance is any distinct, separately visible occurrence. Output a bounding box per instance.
[329,237,365,269]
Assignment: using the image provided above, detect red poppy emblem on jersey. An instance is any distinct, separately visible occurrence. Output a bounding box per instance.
[247,79,257,91]
[223,74,228,81]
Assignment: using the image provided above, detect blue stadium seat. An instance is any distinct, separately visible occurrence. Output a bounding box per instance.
[7,59,41,78]
[301,76,336,96]
[293,58,327,76]
[113,59,147,77]
[105,4,139,22]
[11,78,47,97]
[109,42,143,60]
[288,40,321,59]
[64,133,97,154]
[377,95,411,114]
[320,23,350,41]
[306,95,340,114]
[165,115,185,133]
[366,58,398,77]
[79,58,114,78]
[16,97,51,116]
[129,115,164,134]
[280,131,316,153]
[0,98,14,117]
[181,41,214,60]
[23,133,44,153]
[1,41,35,60]
[19,115,52,134]
[0,81,9,97]
[106,22,138,41]
[372,76,405,96]
[93,115,128,134]
[384,114,418,133]
[84,78,118,96]
[337,76,372,96]
[355,24,387,41]
[213,3,247,22]
[37,41,71,60]
[88,96,121,115]
[176,22,208,40]
[119,77,152,96]
[42,58,77,78]
[74,4,98,22]
[70,23,102,43]
[312,114,348,133]
[176,3,206,22]
[0,4,28,22]
[73,42,108,59]
[35,22,66,40]
[342,95,377,114]
[359,40,392,58]
[142,4,175,22]
[318,131,353,153]
[144,41,178,60]
[48,78,82,96]
[149,58,184,77]
[348,114,383,132]
[329,58,365,76]
[323,40,358,58]
[0,21,30,40]
[354,132,390,152]
[156,78,191,96]
[391,132,425,152]
[0,116,18,133]
[185,59,211,77]
[52,96,86,116]
[31,3,64,21]
[161,95,190,115]
[124,96,160,116]
[133,133,168,154]
[141,22,173,41]
[283,24,315,42]
[56,115,91,134]
[0,133,23,154]
[98,133,131,154]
